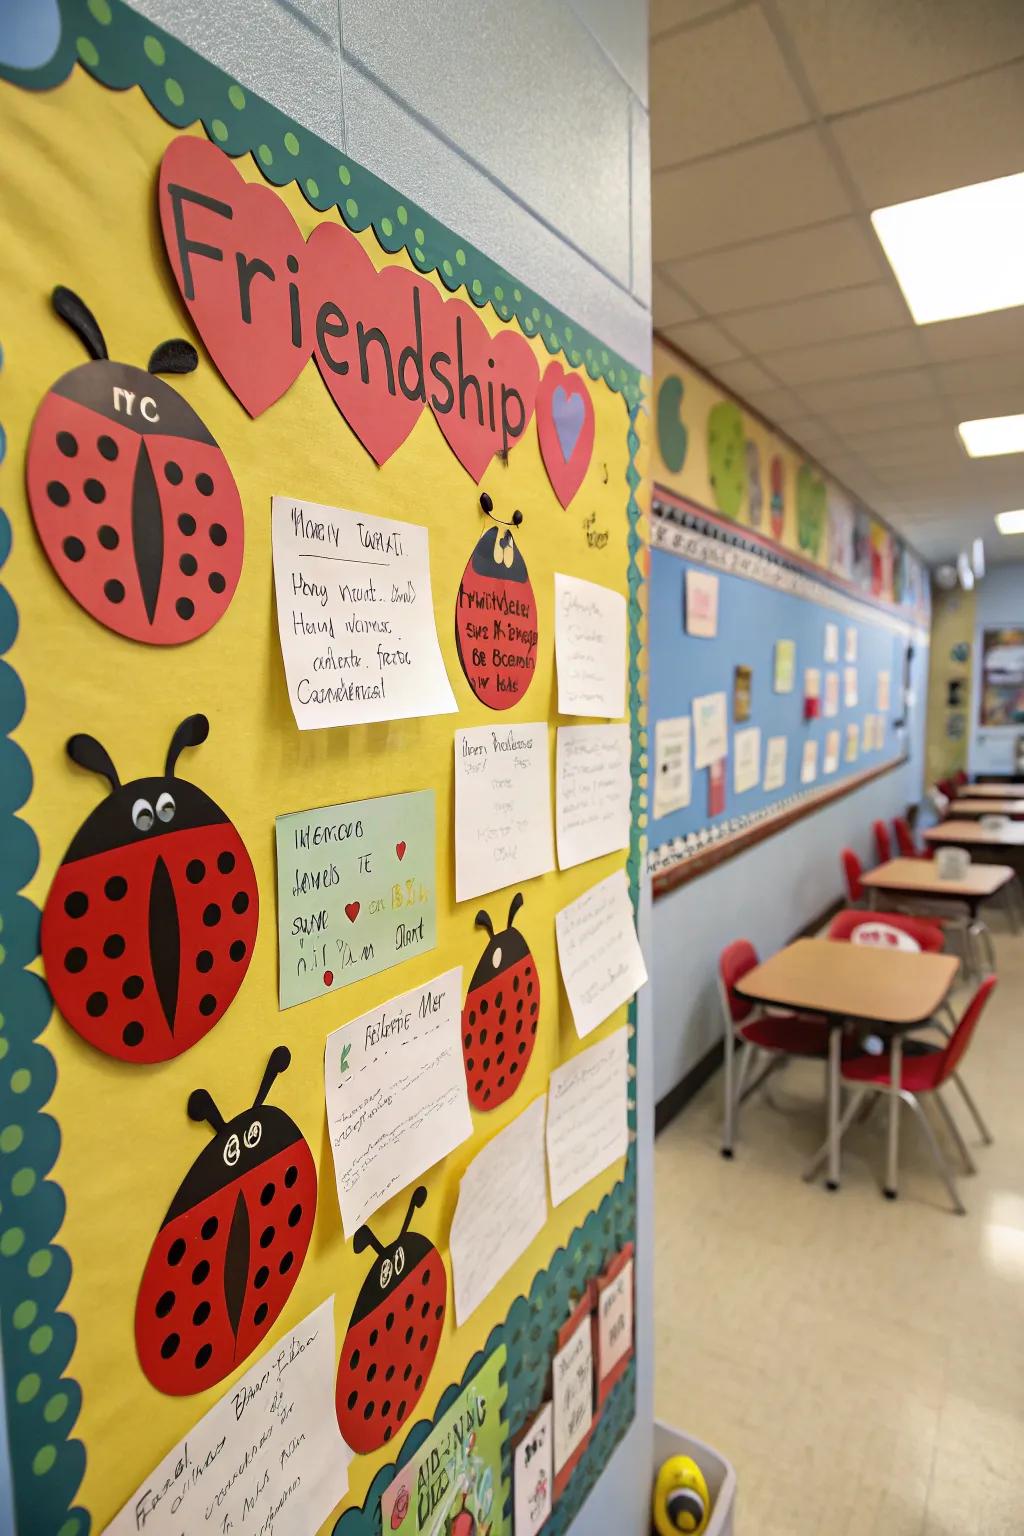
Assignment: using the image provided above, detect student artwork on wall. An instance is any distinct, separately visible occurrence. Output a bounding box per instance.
[461,894,541,1109]
[733,663,752,721]
[685,567,719,637]
[455,501,539,709]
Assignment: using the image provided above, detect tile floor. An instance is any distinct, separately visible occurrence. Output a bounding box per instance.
[654,926,1024,1535]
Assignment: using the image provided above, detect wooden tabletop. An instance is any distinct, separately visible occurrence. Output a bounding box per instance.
[862,856,1015,899]
[951,799,1024,817]
[735,937,959,1025]
[968,782,1024,797]
[925,819,1024,847]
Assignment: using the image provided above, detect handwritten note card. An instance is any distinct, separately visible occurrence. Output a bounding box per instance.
[845,626,858,662]
[877,670,891,710]
[514,1402,554,1536]
[824,729,840,774]
[552,1312,594,1475]
[555,870,647,1039]
[324,968,472,1237]
[845,722,860,762]
[733,726,761,795]
[450,1095,548,1324]
[764,735,787,792]
[276,790,436,1009]
[653,716,692,819]
[685,568,719,638]
[801,740,819,784]
[824,671,840,717]
[844,666,858,707]
[773,639,796,694]
[455,724,554,902]
[693,691,728,769]
[824,622,839,663]
[596,1255,634,1391]
[556,724,630,870]
[104,1299,350,1536]
[271,496,455,729]
[554,572,626,718]
[547,1027,629,1206]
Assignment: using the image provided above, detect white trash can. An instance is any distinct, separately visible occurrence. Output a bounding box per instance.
[653,1420,737,1536]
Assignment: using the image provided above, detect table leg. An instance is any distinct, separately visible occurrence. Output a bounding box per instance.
[826,1023,842,1192]
[885,1034,903,1200]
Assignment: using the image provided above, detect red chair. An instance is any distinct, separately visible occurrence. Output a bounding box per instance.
[937,777,957,801]
[872,819,893,864]
[827,909,944,953]
[841,847,864,904]
[718,940,832,1158]
[893,815,925,859]
[954,769,969,790]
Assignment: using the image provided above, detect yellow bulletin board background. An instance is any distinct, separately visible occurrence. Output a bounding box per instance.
[0,10,647,1535]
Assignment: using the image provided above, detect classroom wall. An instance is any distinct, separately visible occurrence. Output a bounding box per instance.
[970,561,1024,778]
[925,581,974,787]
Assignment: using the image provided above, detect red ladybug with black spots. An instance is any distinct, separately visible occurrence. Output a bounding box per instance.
[336,1186,446,1453]
[136,1046,317,1396]
[26,285,243,645]
[455,495,538,709]
[462,893,540,1110]
[41,713,258,1064]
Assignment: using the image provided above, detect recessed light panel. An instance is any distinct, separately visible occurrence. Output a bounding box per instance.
[872,172,1024,324]
[958,415,1024,458]
[995,510,1024,536]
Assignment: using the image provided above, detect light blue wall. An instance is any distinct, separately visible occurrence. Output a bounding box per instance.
[970,561,1024,778]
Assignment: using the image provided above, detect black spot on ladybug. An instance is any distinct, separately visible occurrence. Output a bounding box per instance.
[98,525,119,550]
[196,950,214,973]
[218,851,236,875]
[160,1333,180,1360]
[232,891,249,915]
[363,1402,375,1421]
[155,1291,175,1318]
[47,480,70,507]
[404,1325,414,1345]
[384,1426,393,1442]
[510,1061,518,1074]
[191,1259,210,1286]
[279,1251,293,1275]
[420,1300,430,1320]
[210,523,227,547]
[57,432,78,457]
[202,903,221,927]
[253,1302,269,1326]
[84,478,106,504]
[346,1390,358,1410]
[254,1266,269,1290]
[165,462,184,486]
[201,1216,218,1240]
[349,1348,360,1370]
[369,1328,379,1348]
[168,1238,186,1266]
[398,1400,407,1420]
[209,571,226,594]
[63,537,85,563]
[434,1304,443,1320]
[288,1203,303,1228]
[97,435,118,461]
[196,473,214,496]
[199,993,217,1016]
[386,1363,396,1381]
[195,1343,213,1369]
[259,1226,274,1249]
[104,578,125,605]
[367,1362,378,1383]
[123,1022,144,1047]
[180,553,198,577]
[260,1182,275,1206]
[64,947,87,973]
[193,1300,211,1325]
[518,1042,527,1055]
[480,999,489,1016]
[403,1364,412,1382]
[86,991,107,1018]
[415,1374,423,1390]
[177,597,195,621]
[178,513,196,536]
[229,940,246,963]
[105,875,127,901]
[284,1165,298,1188]
[186,859,205,884]
[123,975,144,1000]
[381,1398,392,1417]
[64,890,88,918]
[385,1310,395,1332]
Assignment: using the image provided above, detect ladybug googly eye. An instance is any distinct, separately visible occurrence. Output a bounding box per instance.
[132,797,155,832]
[380,1257,393,1289]
[155,790,176,824]
[243,1119,262,1150]
[491,947,502,968]
[394,1244,406,1276]
[223,1132,241,1167]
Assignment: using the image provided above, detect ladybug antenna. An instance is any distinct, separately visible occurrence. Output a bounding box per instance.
[148,338,199,376]
[253,1046,290,1108]
[399,1185,428,1238]
[165,713,210,777]
[507,892,524,928]
[353,1221,385,1258]
[66,733,119,791]
[474,909,495,939]
[187,1088,226,1134]
[479,491,523,529]
[52,286,108,362]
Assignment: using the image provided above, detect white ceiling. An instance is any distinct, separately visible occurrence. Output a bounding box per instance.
[650,0,1024,567]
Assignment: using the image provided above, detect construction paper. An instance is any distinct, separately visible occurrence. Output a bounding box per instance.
[537,361,596,507]
[28,297,244,646]
[547,1025,628,1207]
[555,724,631,870]
[708,757,727,817]
[379,1348,508,1535]
[824,622,839,663]
[824,729,840,774]
[824,671,840,717]
[455,524,539,710]
[877,669,891,710]
[733,726,761,794]
[555,871,646,1040]
[336,1187,446,1454]
[593,1246,634,1405]
[271,496,456,729]
[684,568,718,637]
[275,789,436,1008]
[692,690,728,768]
[554,571,626,718]
[845,722,860,763]
[462,893,542,1111]
[552,1303,594,1480]
[135,1047,317,1396]
[514,1402,554,1536]
[450,1095,548,1325]
[845,625,858,662]
[764,735,788,791]
[324,968,472,1238]
[106,1298,350,1535]
[653,715,692,818]
[454,724,554,902]
[801,740,819,785]
[733,664,752,721]
[773,638,796,693]
[844,666,858,707]
[41,713,258,1064]
[862,714,876,751]
[805,667,821,701]
[428,296,539,479]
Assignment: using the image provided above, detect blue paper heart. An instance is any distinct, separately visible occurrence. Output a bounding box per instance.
[552,386,585,462]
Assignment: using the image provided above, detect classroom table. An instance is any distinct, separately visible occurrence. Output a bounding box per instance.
[924,819,1024,850]
[735,938,959,1194]
[968,782,1024,798]
[861,856,1015,921]
[950,799,1024,818]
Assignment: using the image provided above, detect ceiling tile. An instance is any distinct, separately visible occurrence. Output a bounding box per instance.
[662,216,883,314]
[651,6,808,170]
[709,357,781,397]
[935,354,1024,396]
[652,127,850,262]
[803,369,937,412]
[739,383,810,421]
[723,282,910,353]
[765,328,924,385]
[919,306,1024,365]
[652,270,699,327]
[817,396,959,435]
[775,0,1024,116]
[649,0,736,39]
[659,318,744,367]
[840,421,963,455]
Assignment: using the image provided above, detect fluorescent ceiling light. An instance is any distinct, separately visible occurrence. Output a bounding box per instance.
[995,509,1024,536]
[956,552,974,591]
[958,415,1024,458]
[972,538,986,579]
[872,171,1024,324]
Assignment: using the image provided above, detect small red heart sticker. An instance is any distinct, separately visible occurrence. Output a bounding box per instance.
[345,902,360,923]
[396,841,407,861]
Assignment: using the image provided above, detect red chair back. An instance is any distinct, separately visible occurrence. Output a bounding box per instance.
[893,816,918,858]
[718,940,759,1026]
[954,769,969,789]
[827,909,943,954]
[937,777,957,801]
[841,848,863,903]
[873,819,892,863]
[937,976,997,1086]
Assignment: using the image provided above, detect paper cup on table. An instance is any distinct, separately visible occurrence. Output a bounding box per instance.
[936,846,970,880]
[980,815,1009,832]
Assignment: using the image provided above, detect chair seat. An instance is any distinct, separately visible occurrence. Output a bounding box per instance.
[842,1042,943,1092]
[738,1013,831,1056]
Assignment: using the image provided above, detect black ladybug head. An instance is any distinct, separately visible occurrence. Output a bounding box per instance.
[350,1187,435,1323]
[469,893,529,988]
[63,714,227,861]
[166,1047,300,1221]
[470,526,529,586]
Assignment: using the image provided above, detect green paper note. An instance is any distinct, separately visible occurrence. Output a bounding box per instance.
[275,789,436,1008]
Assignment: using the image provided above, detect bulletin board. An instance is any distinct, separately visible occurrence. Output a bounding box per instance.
[0,7,648,1536]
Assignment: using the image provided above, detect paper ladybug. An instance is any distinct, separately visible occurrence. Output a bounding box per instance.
[336,1186,446,1453]
[41,713,258,1063]
[26,285,243,644]
[455,495,538,710]
[135,1047,317,1396]
[462,893,540,1111]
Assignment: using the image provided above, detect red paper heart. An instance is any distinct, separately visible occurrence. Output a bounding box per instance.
[428,298,539,480]
[158,137,314,418]
[345,902,360,923]
[536,361,595,508]
[396,841,407,861]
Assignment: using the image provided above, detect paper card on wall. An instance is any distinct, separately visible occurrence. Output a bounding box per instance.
[554,572,626,718]
[733,664,752,721]
[708,756,726,817]
[514,1402,554,1536]
[877,670,891,710]
[733,726,762,794]
[824,729,840,774]
[824,671,840,717]
[556,724,631,869]
[764,735,787,791]
[846,722,860,762]
[824,622,839,663]
[653,715,692,819]
[773,639,796,694]
[685,568,719,637]
[845,626,858,662]
[276,789,436,1008]
[804,667,821,701]
[692,690,728,768]
[324,968,472,1238]
[594,1248,634,1403]
[862,714,875,751]
[552,1303,595,1481]
[546,1027,629,1205]
[844,666,858,707]
[450,1095,547,1325]
[455,724,555,901]
[801,740,819,784]
[104,1299,350,1535]
[554,870,647,1039]
[271,497,456,729]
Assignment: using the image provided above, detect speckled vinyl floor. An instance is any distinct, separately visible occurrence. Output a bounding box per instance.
[654,925,1024,1535]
